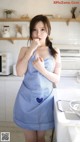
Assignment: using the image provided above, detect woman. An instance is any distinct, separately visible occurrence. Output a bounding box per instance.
[13,14,61,142]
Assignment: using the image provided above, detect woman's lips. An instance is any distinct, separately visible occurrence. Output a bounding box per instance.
[35,37,41,40]
[33,37,41,41]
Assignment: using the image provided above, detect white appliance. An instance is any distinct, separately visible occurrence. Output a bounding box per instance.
[59,45,80,77]
[0,52,12,75]
[54,44,80,142]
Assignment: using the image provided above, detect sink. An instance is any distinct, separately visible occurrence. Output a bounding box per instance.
[64,112,80,120]
[57,100,80,120]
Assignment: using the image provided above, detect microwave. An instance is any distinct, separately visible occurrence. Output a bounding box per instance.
[0,52,12,75]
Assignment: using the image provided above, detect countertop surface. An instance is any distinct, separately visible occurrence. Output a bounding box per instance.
[0,74,24,81]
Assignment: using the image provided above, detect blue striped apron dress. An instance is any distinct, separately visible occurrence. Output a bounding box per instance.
[13,50,56,130]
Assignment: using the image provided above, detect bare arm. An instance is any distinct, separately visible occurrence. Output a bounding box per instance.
[33,48,61,84]
[42,49,61,84]
[16,39,41,76]
[16,47,33,76]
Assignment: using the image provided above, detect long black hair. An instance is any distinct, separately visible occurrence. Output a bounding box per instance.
[29,15,57,58]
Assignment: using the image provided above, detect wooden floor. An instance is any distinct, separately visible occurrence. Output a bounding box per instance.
[0,127,56,142]
[0,122,56,142]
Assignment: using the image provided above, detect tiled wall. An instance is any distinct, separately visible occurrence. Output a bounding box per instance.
[51,22,80,45]
[0,0,80,64]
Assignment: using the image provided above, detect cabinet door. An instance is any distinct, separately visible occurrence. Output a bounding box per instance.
[0,81,5,121]
[5,80,22,121]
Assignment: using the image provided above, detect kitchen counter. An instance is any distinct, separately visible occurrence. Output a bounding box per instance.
[0,74,24,81]
[54,76,80,142]
[57,76,80,89]
[68,127,80,142]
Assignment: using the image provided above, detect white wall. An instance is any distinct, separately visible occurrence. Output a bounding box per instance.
[0,0,80,64]
[0,0,80,18]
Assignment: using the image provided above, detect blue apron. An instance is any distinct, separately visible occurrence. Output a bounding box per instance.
[13,50,55,130]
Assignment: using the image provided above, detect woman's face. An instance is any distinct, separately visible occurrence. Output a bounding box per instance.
[31,21,48,45]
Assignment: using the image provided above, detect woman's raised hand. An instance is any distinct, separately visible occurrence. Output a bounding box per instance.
[30,38,41,51]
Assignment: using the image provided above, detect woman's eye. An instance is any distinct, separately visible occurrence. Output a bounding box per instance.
[41,28,45,31]
[33,29,36,31]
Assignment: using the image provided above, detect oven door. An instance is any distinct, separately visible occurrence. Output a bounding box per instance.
[62,57,80,70]
[61,57,80,76]
[0,56,2,73]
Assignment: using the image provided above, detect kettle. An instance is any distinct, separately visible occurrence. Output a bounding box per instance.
[2,25,10,37]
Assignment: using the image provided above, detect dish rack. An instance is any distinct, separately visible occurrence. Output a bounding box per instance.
[57,100,80,119]
[70,101,80,117]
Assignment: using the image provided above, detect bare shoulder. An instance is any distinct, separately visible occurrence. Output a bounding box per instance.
[17,47,29,61]
[55,48,60,54]
[20,46,28,53]
[19,46,29,55]
[55,48,61,62]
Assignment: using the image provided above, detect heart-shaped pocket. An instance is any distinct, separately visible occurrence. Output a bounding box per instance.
[36,98,43,103]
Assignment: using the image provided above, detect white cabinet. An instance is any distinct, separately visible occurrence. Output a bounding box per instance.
[0,76,23,122]
[5,80,22,121]
[0,81,5,121]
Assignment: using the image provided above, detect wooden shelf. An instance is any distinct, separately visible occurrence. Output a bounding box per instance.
[0,18,30,22]
[0,37,29,40]
[0,37,29,43]
[0,37,53,44]
[0,37,53,40]
[0,17,80,22]
[49,18,80,22]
